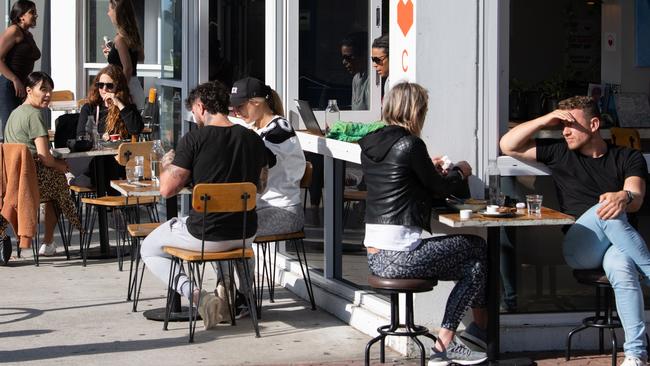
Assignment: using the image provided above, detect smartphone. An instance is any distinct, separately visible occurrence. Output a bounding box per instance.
[103,36,114,49]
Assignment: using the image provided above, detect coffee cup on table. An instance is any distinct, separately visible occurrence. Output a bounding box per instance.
[109,134,120,142]
[486,205,499,214]
[459,209,472,219]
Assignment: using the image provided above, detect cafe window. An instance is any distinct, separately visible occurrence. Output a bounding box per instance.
[285,0,382,123]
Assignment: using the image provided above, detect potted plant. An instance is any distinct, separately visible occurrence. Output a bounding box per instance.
[509,78,528,120]
[540,75,568,113]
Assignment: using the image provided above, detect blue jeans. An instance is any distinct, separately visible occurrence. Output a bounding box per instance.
[0,75,20,141]
[564,203,649,359]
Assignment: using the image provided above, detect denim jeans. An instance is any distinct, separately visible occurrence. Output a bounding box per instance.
[563,203,649,359]
[0,75,20,141]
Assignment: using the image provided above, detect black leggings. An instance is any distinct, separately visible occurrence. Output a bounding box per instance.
[368,234,487,330]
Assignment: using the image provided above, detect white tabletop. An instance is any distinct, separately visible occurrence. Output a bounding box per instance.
[49,100,78,112]
[52,147,118,159]
[296,131,361,164]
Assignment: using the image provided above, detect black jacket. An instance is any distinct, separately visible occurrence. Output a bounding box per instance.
[359,125,467,233]
[77,103,144,138]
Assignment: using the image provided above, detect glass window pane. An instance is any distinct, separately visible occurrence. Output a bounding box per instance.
[208,0,265,88]
[160,0,182,80]
[159,86,182,149]
[299,0,369,111]
[86,0,114,63]
[86,0,148,64]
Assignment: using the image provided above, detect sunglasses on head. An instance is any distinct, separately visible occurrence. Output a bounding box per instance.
[371,55,387,64]
[95,82,115,90]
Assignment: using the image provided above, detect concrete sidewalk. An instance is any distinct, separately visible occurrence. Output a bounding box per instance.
[0,247,630,366]
[0,248,410,366]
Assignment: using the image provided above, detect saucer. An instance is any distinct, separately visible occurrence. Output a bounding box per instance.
[479,211,518,218]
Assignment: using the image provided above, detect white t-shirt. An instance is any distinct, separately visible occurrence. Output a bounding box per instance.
[256,116,306,209]
[364,223,422,251]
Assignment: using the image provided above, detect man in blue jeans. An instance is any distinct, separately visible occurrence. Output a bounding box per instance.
[500,96,649,366]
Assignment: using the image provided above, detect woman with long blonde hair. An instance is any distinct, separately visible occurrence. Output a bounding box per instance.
[359,82,488,365]
[103,0,144,108]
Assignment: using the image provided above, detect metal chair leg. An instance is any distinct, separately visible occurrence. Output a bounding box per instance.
[294,238,316,310]
[237,258,260,337]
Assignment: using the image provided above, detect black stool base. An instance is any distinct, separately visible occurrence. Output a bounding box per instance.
[143,306,194,322]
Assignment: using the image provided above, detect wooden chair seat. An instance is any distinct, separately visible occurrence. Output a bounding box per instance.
[254,230,305,243]
[343,189,367,201]
[162,246,254,262]
[127,222,161,237]
[81,195,157,207]
[70,185,96,193]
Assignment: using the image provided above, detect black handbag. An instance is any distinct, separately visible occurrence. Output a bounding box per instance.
[0,235,11,266]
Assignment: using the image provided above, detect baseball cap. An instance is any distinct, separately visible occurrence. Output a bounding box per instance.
[230,77,270,106]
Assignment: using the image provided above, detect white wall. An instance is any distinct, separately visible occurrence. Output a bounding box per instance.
[50,0,78,98]
[601,0,650,94]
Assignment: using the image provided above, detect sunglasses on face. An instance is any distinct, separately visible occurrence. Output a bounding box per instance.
[95,82,115,90]
[342,54,356,62]
[371,55,387,64]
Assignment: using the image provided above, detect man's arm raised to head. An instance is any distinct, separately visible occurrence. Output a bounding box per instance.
[160,163,191,198]
[499,110,574,161]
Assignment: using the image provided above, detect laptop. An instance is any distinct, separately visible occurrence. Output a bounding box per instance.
[294,99,325,136]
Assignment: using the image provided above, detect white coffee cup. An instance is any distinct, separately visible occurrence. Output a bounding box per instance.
[486,205,499,214]
[459,209,472,219]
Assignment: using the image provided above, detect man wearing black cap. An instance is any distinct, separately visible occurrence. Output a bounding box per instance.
[140,80,271,329]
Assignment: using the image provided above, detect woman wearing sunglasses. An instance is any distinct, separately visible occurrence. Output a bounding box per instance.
[74,65,143,192]
[77,64,143,141]
[371,34,390,98]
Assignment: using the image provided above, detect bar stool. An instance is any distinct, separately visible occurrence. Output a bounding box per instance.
[365,275,438,366]
[565,269,650,366]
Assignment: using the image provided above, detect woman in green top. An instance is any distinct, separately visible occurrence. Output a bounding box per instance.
[4,71,80,256]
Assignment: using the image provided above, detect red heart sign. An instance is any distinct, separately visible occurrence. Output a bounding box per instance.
[397,0,414,37]
[608,39,613,46]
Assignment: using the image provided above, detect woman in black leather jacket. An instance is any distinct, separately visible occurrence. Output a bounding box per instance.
[359,82,488,366]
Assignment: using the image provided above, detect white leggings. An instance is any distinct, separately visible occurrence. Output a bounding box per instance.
[140,216,254,299]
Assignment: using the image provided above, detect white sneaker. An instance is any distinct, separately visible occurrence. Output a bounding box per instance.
[38,242,56,256]
[621,356,647,366]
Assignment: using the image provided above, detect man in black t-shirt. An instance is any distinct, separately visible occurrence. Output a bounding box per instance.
[141,81,270,327]
[501,96,650,365]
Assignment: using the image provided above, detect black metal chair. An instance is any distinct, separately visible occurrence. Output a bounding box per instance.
[566,269,650,366]
[365,275,438,366]
[253,162,316,317]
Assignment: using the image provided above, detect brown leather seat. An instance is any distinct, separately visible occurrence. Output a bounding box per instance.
[367,275,437,292]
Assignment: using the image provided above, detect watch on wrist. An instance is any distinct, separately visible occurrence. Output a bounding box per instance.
[625,190,634,205]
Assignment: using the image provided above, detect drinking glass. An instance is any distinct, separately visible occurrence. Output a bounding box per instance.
[526,194,543,215]
[126,166,137,183]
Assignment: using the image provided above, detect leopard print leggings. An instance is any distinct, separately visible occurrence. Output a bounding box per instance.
[368,234,487,331]
[35,159,82,231]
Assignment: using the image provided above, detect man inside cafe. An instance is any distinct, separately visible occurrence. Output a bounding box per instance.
[500,96,649,366]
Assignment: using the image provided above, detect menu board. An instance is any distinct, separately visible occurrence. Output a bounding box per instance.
[615,93,650,128]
